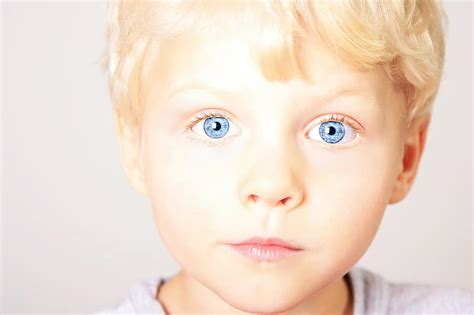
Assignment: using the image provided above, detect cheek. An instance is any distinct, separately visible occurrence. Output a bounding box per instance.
[142,131,234,261]
[302,135,400,263]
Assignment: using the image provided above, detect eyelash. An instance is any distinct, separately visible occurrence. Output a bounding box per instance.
[317,113,362,132]
[184,110,362,147]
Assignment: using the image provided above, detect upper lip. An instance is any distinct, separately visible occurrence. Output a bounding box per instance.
[230,237,302,250]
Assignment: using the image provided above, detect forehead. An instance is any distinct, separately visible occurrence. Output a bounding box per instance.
[147,28,397,107]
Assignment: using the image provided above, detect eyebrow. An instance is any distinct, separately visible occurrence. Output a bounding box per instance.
[313,85,373,105]
[166,80,375,107]
[166,81,245,100]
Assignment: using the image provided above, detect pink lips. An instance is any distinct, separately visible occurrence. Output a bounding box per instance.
[228,237,302,262]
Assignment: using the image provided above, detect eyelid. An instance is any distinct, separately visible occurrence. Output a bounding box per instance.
[184,108,234,130]
[186,111,363,131]
[310,113,364,133]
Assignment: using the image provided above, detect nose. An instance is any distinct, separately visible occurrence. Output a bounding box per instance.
[239,155,304,213]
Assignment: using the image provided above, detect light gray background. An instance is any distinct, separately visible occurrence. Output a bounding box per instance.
[1,1,473,313]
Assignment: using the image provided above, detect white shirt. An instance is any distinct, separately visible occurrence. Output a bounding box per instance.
[97,266,473,314]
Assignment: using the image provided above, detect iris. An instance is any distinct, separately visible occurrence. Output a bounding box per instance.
[319,121,345,144]
[203,117,229,139]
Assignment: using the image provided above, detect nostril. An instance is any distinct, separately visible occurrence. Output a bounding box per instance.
[280,197,291,205]
[249,195,258,203]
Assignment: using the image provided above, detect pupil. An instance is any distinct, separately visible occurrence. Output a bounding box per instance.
[325,126,336,135]
[212,121,221,130]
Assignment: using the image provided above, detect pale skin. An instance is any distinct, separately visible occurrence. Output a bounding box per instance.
[113,28,431,315]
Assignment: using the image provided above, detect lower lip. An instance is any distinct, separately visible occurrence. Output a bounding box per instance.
[229,244,302,262]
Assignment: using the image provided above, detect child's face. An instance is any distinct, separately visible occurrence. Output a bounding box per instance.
[127,28,412,311]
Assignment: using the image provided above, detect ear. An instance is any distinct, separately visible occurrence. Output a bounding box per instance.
[388,114,431,204]
[112,109,148,196]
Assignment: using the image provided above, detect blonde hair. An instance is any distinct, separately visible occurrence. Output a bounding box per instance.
[101,0,447,130]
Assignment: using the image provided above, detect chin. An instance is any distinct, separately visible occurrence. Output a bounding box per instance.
[218,285,305,314]
[228,296,300,314]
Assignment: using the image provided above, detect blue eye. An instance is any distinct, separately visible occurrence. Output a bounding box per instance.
[308,115,359,145]
[203,116,229,139]
[188,110,236,145]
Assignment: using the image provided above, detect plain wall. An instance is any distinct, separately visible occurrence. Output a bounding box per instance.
[2,1,472,313]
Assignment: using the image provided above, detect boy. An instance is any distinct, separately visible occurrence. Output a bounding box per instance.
[98,0,472,314]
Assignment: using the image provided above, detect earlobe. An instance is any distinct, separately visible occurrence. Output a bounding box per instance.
[113,109,148,197]
[388,115,431,205]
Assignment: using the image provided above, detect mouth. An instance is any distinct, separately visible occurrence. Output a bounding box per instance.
[227,237,303,262]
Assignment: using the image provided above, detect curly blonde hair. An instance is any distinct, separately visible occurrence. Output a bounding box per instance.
[101,0,447,131]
